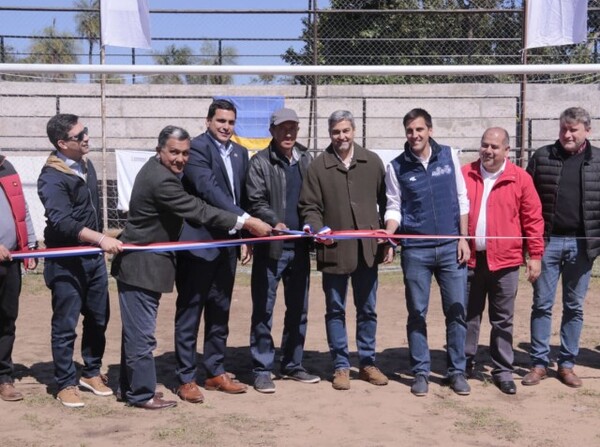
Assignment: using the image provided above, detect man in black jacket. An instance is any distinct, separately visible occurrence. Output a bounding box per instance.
[524,107,600,388]
[245,108,319,393]
[38,114,123,408]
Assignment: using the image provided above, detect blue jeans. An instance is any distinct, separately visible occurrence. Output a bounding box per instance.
[401,241,467,376]
[530,237,592,369]
[322,261,378,370]
[44,255,109,391]
[250,246,310,377]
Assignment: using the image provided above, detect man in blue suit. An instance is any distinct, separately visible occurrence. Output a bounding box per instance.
[175,99,261,401]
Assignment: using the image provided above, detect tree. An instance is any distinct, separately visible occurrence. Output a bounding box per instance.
[150,44,197,84]
[282,0,597,85]
[149,42,239,85]
[22,20,79,82]
[193,41,239,85]
[74,0,100,83]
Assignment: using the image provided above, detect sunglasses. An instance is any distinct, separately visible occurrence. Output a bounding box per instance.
[66,127,88,142]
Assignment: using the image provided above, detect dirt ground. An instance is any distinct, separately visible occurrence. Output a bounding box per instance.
[3,264,600,447]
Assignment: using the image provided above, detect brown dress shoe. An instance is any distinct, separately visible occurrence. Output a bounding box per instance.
[522,366,547,386]
[176,381,204,403]
[0,383,23,401]
[204,373,247,394]
[558,367,583,388]
[133,396,177,410]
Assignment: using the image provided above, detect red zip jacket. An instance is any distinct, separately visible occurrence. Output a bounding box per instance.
[0,155,28,250]
[462,159,544,271]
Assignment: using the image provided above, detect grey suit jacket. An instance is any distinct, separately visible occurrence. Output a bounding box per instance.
[112,156,238,293]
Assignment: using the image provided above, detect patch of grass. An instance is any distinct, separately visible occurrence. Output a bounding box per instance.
[21,412,56,430]
[79,402,119,418]
[578,388,600,398]
[454,406,522,442]
[152,425,217,445]
[23,393,55,408]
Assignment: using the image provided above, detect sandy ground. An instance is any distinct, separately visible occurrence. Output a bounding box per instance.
[2,264,600,447]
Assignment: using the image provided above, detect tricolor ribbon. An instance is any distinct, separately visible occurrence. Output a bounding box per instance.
[8,229,543,260]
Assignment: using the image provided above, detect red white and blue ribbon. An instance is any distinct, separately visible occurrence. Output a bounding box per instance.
[8,228,543,260]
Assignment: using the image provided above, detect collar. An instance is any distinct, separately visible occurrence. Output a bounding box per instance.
[56,150,86,172]
[332,145,354,167]
[208,133,232,154]
[480,159,506,180]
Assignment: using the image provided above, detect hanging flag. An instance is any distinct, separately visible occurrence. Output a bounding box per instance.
[215,96,286,151]
[100,0,152,49]
[526,0,588,49]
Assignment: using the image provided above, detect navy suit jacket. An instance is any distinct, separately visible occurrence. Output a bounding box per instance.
[179,131,249,261]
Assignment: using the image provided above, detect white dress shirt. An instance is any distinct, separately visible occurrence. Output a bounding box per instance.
[474,160,506,251]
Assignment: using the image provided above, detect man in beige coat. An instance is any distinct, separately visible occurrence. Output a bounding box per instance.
[299,110,388,390]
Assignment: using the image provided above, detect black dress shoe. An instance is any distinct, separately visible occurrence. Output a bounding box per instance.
[133,396,177,410]
[495,380,517,395]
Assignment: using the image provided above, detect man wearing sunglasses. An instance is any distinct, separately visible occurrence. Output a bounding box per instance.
[38,113,123,408]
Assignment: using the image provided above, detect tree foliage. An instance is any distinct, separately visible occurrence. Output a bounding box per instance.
[150,42,239,85]
[21,20,79,82]
[283,0,599,85]
[74,0,100,66]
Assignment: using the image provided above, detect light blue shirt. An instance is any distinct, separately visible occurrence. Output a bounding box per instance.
[207,133,249,232]
[56,150,87,181]
[208,133,236,205]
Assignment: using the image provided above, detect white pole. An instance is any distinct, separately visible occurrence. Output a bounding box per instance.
[0,63,598,76]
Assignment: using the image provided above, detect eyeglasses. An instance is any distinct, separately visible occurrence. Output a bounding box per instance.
[66,127,88,142]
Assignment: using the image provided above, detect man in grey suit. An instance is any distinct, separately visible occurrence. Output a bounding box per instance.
[112,126,271,410]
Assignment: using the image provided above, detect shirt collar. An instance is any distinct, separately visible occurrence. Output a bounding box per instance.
[332,146,354,168]
[480,159,506,180]
[208,133,232,154]
[56,150,85,173]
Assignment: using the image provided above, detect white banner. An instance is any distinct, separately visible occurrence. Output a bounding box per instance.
[115,150,153,212]
[100,0,152,49]
[526,0,588,49]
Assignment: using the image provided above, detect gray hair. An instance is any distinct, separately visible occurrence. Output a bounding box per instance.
[157,125,190,150]
[328,110,355,132]
[560,107,591,130]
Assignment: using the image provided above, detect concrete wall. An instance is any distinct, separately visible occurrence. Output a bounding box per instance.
[2,81,599,159]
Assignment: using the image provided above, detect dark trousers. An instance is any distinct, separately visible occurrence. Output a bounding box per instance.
[175,248,237,383]
[43,255,109,391]
[250,247,310,377]
[465,252,519,381]
[0,260,21,383]
[118,281,160,405]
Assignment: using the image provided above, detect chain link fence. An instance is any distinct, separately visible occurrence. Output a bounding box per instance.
[0,2,599,231]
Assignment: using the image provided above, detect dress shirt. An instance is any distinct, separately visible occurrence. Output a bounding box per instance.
[475,160,506,251]
[207,134,249,232]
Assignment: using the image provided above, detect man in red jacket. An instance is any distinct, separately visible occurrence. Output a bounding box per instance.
[0,155,37,401]
[462,127,544,395]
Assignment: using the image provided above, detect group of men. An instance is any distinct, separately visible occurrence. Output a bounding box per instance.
[0,103,597,409]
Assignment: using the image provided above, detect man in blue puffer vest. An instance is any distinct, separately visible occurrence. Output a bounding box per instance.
[384,108,470,397]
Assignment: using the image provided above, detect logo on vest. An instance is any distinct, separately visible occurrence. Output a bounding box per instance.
[431,164,452,177]
[409,176,417,182]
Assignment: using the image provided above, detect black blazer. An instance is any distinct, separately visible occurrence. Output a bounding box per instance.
[179,132,249,261]
[111,156,237,293]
